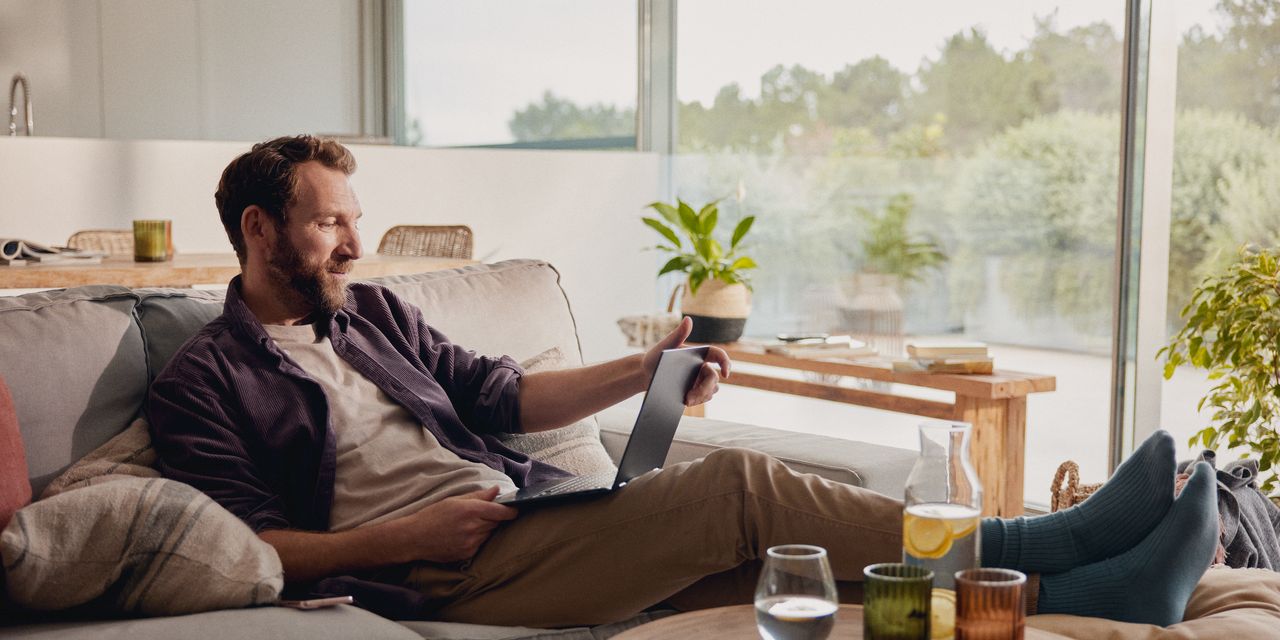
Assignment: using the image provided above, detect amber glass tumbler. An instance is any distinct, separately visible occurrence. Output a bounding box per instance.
[954,568,1025,639]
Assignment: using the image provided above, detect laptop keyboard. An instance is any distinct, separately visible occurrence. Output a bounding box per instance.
[530,472,613,497]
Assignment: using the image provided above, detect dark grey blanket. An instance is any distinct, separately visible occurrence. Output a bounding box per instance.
[1179,450,1280,570]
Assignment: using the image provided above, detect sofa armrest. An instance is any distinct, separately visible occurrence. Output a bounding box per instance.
[596,406,915,499]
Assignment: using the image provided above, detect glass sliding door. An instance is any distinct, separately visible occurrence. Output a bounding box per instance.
[1160,0,1280,468]
[675,0,1127,507]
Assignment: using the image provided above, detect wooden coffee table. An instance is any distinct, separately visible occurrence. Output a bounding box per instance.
[614,604,1067,639]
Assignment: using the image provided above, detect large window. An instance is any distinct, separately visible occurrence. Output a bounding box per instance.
[675,0,1127,506]
[1161,0,1280,456]
[401,0,637,148]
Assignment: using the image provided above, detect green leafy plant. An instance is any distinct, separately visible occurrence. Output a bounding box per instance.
[855,193,948,284]
[1160,246,1280,492]
[642,198,758,296]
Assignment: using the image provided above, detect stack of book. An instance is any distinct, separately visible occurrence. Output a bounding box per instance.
[895,341,993,374]
[760,334,878,360]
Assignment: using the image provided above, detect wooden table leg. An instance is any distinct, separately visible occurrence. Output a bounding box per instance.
[954,395,1027,517]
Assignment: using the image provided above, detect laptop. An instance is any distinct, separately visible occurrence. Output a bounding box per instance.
[495,345,709,507]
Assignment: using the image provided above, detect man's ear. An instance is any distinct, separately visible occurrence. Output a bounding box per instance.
[241,205,275,253]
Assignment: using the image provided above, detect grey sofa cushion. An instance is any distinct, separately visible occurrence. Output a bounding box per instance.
[134,288,225,379]
[0,605,421,639]
[0,287,147,496]
[597,407,916,498]
[370,260,585,366]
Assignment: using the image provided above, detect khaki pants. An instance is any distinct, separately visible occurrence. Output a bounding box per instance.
[408,447,904,628]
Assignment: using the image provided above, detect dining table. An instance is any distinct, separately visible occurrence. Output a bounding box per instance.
[0,253,476,290]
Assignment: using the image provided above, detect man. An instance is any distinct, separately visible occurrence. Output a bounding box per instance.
[149,135,1219,629]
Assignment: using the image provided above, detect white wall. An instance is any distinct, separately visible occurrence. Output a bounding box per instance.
[0,137,662,361]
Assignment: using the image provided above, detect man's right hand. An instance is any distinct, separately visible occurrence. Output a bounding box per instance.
[400,486,519,563]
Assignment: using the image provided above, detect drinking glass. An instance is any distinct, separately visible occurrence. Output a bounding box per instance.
[863,563,933,639]
[133,219,172,262]
[954,568,1026,640]
[754,544,839,640]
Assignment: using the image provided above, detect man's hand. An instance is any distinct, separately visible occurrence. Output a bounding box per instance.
[641,316,732,406]
[400,486,518,563]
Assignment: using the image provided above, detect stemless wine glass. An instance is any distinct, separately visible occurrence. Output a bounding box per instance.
[754,544,839,640]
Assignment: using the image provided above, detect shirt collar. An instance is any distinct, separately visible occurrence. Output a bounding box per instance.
[223,276,352,347]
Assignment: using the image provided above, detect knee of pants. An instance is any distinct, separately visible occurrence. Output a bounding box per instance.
[700,447,779,490]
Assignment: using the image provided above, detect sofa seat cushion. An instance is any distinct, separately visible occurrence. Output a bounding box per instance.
[596,407,916,498]
[1026,566,1280,638]
[0,604,421,640]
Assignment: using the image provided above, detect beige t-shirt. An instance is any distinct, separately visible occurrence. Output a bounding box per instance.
[263,323,517,532]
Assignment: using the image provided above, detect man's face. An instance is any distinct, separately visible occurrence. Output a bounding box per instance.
[265,162,363,316]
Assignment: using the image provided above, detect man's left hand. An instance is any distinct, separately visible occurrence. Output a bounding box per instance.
[641,316,731,406]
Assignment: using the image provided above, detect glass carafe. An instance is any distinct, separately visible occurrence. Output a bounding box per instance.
[903,422,983,590]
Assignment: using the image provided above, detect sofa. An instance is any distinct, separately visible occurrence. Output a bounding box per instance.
[2,259,1279,639]
[0,259,920,639]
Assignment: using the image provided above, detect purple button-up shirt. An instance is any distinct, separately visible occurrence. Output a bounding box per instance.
[147,277,570,534]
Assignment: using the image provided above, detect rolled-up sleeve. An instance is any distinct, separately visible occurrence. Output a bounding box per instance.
[413,314,525,435]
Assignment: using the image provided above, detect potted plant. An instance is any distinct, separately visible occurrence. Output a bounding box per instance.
[642,198,757,343]
[841,193,947,355]
[1160,246,1280,493]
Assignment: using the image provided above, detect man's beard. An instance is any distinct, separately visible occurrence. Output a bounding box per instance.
[266,232,352,316]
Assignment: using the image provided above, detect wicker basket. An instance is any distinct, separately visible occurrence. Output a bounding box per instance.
[1049,461,1103,512]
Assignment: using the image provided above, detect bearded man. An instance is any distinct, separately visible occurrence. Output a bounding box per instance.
[148,135,1220,629]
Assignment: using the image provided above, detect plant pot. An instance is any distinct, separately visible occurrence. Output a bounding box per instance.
[680,278,751,343]
[839,272,904,357]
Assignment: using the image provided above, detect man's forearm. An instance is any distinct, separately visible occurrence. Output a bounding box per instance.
[518,353,648,433]
[260,518,415,583]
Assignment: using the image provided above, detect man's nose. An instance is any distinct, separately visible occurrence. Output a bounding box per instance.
[339,227,363,260]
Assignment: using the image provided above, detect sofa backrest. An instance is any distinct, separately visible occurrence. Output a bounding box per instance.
[0,286,150,495]
[0,259,584,496]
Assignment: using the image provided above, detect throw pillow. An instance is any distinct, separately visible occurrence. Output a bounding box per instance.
[498,347,618,476]
[41,417,159,500]
[0,375,30,532]
[1,476,282,616]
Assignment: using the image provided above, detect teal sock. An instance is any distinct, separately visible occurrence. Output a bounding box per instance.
[980,430,1175,573]
[1035,461,1219,626]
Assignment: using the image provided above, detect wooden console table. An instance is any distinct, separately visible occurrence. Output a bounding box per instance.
[699,343,1056,517]
[0,253,475,289]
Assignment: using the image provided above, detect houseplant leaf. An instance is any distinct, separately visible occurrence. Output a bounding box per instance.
[642,217,682,250]
[731,216,755,250]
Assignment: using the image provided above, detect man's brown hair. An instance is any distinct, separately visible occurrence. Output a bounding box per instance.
[215,135,357,261]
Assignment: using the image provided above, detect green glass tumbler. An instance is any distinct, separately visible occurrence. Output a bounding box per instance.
[863,562,933,640]
[133,219,172,262]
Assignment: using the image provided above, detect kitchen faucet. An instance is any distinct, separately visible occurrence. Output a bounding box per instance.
[9,73,33,136]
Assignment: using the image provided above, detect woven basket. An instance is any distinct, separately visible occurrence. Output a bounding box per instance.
[1050,461,1103,512]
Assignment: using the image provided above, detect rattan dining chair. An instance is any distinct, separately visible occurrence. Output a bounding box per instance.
[376,225,474,260]
[66,229,134,256]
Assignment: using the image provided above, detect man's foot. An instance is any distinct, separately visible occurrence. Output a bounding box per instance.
[1036,460,1219,625]
[981,430,1176,573]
